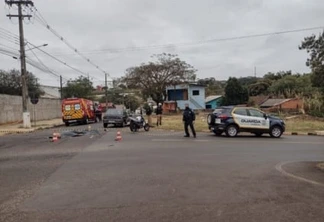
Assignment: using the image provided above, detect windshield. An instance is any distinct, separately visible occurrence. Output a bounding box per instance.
[106,109,123,115]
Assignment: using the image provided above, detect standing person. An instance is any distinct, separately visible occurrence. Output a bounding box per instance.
[145,103,153,126]
[155,103,163,126]
[183,103,196,138]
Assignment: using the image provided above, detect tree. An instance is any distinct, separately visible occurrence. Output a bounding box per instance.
[299,32,324,90]
[223,77,249,105]
[123,94,141,111]
[197,77,224,96]
[0,69,44,97]
[248,80,271,96]
[123,53,196,104]
[62,76,94,99]
[238,76,259,86]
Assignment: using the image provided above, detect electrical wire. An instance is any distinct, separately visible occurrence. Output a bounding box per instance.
[0,28,98,80]
[49,26,324,56]
[33,6,110,77]
[26,44,69,81]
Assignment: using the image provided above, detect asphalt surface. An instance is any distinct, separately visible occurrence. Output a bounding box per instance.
[0,122,324,222]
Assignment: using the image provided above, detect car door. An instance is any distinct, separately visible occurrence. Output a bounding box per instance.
[246,108,270,129]
[232,107,250,129]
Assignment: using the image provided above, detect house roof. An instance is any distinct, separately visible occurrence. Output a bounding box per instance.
[249,95,269,106]
[166,83,205,89]
[260,98,291,107]
[205,95,222,103]
[40,85,60,99]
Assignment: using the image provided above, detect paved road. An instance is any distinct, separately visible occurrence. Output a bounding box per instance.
[0,125,323,222]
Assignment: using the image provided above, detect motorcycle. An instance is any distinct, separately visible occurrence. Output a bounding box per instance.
[129,115,150,132]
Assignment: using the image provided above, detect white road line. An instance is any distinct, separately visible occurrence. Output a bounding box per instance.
[275,161,324,187]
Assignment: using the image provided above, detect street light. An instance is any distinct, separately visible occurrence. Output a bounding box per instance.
[12,43,48,60]
[25,43,48,51]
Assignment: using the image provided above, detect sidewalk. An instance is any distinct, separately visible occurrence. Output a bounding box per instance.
[0,118,64,136]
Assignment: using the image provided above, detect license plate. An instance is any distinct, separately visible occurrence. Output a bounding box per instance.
[109,120,115,123]
[215,118,221,124]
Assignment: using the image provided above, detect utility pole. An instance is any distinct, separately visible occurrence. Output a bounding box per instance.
[105,73,108,111]
[254,66,257,78]
[6,0,34,128]
[60,75,63,100]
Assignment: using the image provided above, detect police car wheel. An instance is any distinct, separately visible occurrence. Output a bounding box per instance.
[270,126,283,138]
[225,125,238,137]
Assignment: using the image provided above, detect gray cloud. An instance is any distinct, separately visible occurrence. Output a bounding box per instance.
[1,0,323,86]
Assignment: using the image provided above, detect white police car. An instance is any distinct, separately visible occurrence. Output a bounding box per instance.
[207,106,285,138]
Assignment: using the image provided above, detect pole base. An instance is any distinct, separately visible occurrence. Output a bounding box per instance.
[23,112,31,128]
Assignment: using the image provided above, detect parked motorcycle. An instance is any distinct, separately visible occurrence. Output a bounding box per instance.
[129,115,150,132]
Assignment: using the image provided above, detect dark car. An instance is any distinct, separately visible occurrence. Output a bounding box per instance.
[103,108,129,128]
[207,106,285,138]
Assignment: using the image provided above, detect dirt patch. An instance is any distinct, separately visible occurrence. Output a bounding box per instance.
[317,163,324,171]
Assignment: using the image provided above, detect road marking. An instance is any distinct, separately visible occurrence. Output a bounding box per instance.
[275,162,324,187]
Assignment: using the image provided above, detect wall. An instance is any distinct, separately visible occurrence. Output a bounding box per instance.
[188,85,205,109]
[280,99,303,110]
[0,94,61,124]
[165,84,205,110]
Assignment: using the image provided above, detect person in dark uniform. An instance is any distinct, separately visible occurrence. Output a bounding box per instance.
[155,103,163,126]
[183,103,196,138]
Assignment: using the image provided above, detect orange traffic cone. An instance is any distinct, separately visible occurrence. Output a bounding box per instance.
[115,131,122,141]
[52,131,58,142]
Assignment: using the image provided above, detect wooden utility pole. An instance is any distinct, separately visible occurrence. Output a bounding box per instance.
[6,0,34,128]
[60,75,63,100]
[105,73,108,111]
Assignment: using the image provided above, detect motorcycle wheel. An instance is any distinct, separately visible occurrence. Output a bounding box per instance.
[130,122,137,132]
[144,124,150,131]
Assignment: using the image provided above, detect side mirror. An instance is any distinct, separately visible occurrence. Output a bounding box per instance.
[263,113,268,119]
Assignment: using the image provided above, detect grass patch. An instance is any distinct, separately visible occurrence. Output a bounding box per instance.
[149,114,324,133]
[284,115,324,132]
[151,113,210,132]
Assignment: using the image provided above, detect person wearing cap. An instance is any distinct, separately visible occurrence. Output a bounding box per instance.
[182,103,196,138]
[155,103,163,126]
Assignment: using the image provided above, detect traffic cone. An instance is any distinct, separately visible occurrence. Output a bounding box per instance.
[52,131,58,142]
[115,131,122,141]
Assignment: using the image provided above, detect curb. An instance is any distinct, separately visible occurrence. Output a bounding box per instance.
[0,123,64,135]
[284,132,324,136]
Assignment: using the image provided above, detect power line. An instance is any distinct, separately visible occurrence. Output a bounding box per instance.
[0,47,60,77]
[26,44,69,81]
[32,6,110,77]
[51,26,324,56]
[0,27,103,82]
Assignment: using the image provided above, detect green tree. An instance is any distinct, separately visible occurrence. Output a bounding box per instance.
[223,77,249,105]
[0,69,44,97]
[123,53,196,104]
[197,77,224,96]
[62,76,94,99]
[299,32,324,90]
[238,76,259,86]
[123,94,141,111]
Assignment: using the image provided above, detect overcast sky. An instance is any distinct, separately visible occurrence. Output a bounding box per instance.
[1,0,324,87]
